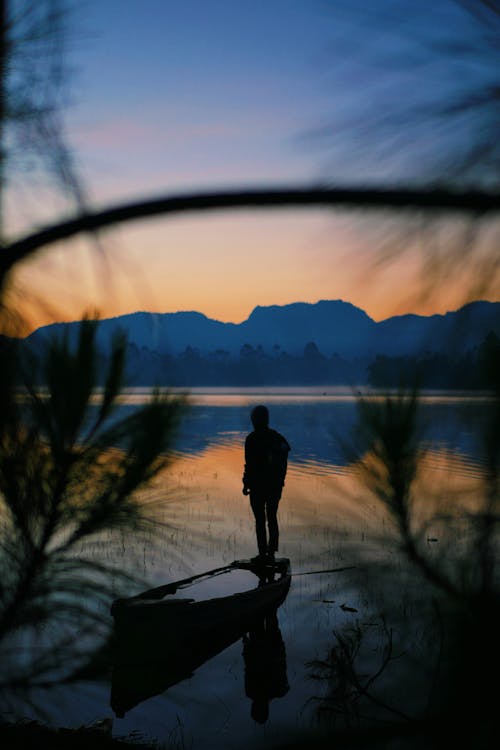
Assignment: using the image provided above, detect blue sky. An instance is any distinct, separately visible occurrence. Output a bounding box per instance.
[7,0,499,328]
[59,0,497,205]
[66,0,336,201]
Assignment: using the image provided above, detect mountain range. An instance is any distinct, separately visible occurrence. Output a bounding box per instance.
[24,299,500,360]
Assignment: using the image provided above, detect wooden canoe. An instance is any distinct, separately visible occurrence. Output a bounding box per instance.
[110,557,291,716]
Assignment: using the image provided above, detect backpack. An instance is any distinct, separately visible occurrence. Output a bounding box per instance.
[267,430,290,484]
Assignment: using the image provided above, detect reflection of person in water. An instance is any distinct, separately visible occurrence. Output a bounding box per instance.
[243,607,289,723]
[242,405,290,561]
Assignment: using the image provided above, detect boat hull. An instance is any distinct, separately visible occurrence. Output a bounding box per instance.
[110,558,291,716]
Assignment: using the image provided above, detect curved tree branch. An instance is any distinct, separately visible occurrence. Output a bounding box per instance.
[1,184,499,282]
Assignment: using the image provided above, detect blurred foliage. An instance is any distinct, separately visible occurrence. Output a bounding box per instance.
[0,318,186,702]
[1,0,86,216]
[309,378,499,748]
[318,0,500,187]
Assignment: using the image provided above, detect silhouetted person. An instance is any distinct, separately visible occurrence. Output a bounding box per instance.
[242,405,290,561]
[243,608,289,723]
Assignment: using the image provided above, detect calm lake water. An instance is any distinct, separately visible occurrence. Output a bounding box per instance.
[7,388,493,749]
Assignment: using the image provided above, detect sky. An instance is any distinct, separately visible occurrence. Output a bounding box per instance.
[6,0,500,330]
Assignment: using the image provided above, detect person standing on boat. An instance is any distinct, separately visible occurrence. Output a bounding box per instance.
[242,405,290,561]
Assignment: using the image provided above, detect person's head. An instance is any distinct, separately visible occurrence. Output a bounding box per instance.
[251,404,269,430]
[251,697,269,724]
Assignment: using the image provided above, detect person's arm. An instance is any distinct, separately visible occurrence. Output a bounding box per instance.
[242,434,251,494]
[276,432,290,488]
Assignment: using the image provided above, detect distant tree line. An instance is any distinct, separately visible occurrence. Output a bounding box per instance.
[18,331,498,389]
[115,332,500,388]
[367,331,500,389]
[123,340,366,386]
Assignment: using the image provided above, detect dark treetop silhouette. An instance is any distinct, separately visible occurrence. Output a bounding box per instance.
[243,405,291,561]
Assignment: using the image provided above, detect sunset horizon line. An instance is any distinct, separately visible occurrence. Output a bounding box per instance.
[19,296,499,337]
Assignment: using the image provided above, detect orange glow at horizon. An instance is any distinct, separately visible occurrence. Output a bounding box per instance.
[9,209,499,334]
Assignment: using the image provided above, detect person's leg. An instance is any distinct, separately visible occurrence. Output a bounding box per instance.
[250,492,267,556]
[266,494,280,554]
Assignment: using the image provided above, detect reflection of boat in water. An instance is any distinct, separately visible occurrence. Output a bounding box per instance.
[110,557,291,717]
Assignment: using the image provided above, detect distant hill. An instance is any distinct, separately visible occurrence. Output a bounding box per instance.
[24,299,500,360]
